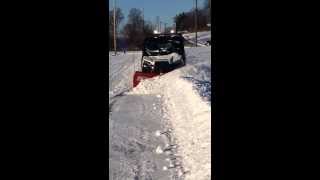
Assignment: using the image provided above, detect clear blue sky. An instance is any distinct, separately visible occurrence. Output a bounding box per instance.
[109,0,205,28]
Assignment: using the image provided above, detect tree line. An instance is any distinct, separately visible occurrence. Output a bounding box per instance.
[109,0,210,51]
[109,8,154,51]
[174,0,210,32]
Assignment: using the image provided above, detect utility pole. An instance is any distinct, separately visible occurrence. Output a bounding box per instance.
[113,0,117,55]
[160,21,162,33]
[195,0,198,47]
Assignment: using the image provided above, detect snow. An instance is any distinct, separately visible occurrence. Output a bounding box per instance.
[156,146,164,154]
[109,52,140,98]
[109,31,211,180]
[183,31,211,47]
[130,46,211,180]
[109,94,177,180]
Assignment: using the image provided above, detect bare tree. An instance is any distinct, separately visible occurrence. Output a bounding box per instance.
[203,0,210,25]
[109,8,124,31]
[122,8,146,50]
[173,3,211,33]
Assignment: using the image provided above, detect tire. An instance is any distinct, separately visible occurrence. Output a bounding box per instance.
[142,67,147,73]
[181,54,186,66]
[141,63,151,73]
[180,60,185,66]
[141,57,144,71]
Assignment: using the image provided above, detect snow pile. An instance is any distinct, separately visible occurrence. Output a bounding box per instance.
[130,46,212,180]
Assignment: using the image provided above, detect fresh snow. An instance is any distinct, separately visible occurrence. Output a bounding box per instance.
[131,46,211,180]
[183,31,211,47]
[109,31,211,180]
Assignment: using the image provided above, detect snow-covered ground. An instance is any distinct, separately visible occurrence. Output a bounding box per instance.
[109,52,184,179]
[183,31,211,47]
[109,32,211,180]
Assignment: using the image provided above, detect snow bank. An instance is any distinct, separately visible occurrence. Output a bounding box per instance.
[130,46,212,180]
[183,31,211,46]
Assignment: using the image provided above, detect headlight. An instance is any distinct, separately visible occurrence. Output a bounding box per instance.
[143,56,155,65]
[143,56,152,61]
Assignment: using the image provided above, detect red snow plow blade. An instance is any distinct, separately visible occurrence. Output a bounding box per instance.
[133,71,159,88]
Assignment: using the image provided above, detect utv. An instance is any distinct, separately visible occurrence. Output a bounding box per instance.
[141,33,186,73]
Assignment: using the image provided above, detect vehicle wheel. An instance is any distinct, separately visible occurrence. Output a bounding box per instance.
[141,58,144,71]
[142,64,152,73]
[142,67,148,73]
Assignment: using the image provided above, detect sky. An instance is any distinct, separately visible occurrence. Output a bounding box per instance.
[109,0,205,29]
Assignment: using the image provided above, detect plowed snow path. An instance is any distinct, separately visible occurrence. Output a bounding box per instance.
[109,43,211,180]
[109,53,183,180]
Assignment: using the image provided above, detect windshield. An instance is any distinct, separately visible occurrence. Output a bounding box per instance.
[144,37,183,56]
[145,39,173,51]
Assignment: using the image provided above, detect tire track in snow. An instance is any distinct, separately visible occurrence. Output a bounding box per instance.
[109,95,184,180]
